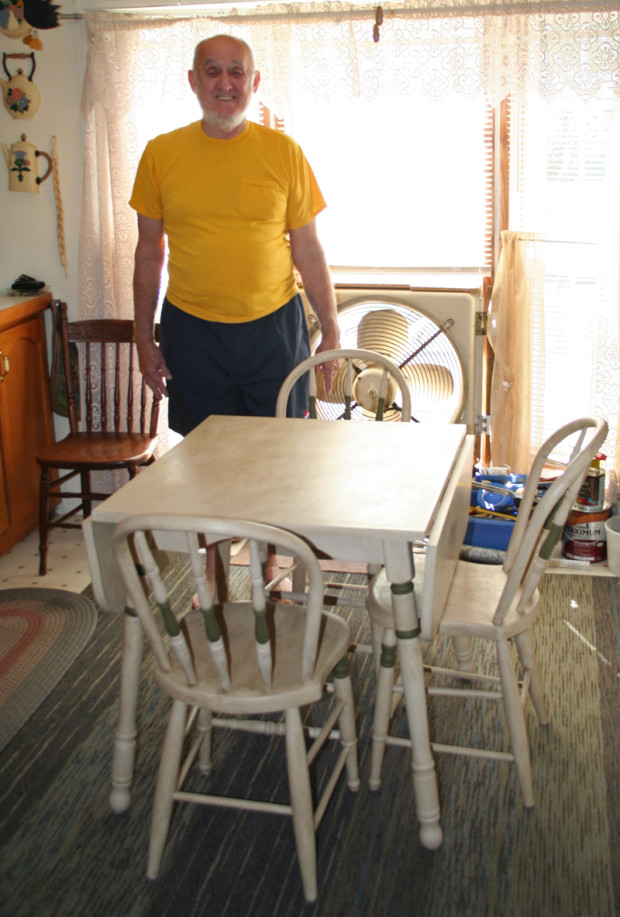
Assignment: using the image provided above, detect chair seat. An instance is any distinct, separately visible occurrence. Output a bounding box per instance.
[368,560,541,643]
[155,601,352,715]
[36,432,158,468]
[438,562,541,641]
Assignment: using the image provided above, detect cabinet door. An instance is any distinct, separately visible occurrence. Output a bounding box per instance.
[0,311,54,552]
[0,435,10,540]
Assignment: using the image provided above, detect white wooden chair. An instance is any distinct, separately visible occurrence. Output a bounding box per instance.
[366,416,608,805]
[112,514,359,903]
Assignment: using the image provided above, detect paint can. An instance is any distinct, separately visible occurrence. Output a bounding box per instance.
[561,505,611,563]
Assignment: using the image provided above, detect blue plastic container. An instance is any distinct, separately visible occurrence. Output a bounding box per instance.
[464,516,515,551]
[464,472,526,550]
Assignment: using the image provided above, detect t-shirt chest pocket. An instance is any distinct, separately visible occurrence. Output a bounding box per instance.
[239,180,285,221]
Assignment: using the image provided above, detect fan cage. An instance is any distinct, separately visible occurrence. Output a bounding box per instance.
[309,296,467,423]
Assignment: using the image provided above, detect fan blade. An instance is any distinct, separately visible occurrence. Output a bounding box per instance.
[401,363,455,400]
[356,310,409,362]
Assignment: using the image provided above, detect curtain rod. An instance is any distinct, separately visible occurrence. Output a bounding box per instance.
[70,1,619,23]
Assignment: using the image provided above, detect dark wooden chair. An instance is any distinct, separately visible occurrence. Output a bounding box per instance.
[36,300,161,575]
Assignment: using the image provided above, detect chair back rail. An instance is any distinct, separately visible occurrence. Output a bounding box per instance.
[275,347,412,422]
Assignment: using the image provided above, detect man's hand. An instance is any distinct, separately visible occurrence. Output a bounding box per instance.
[137,338,172,399]
[315,332,342,393]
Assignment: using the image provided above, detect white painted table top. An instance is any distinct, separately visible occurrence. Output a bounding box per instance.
[92,415,467,548]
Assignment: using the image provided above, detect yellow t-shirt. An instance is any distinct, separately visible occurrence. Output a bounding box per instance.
[129,120,326,322]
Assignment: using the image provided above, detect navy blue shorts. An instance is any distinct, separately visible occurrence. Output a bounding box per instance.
[160,294,311,436]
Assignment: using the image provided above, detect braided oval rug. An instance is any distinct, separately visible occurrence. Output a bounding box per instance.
[0,588,97,753]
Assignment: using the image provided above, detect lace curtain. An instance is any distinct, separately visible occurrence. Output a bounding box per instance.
[79,3,620,459]
[80,2,620,320]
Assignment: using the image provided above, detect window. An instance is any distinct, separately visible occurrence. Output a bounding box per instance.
[285,95,494,285]
[509,89,620,460]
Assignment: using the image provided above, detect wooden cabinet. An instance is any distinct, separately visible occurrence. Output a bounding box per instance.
[0,293,55,555]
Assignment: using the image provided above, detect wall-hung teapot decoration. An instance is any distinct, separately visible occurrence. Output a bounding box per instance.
[2,133,52,193]
[1,53,41,119]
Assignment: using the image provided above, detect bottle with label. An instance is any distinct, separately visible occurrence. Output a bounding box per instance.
[574,452,606,513]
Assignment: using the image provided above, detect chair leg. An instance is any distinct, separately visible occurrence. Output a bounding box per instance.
[38,468,50,576]
[370,620,384,677]
[197,708,213,773]
[284,707,318,903]
[452,635,474,672]
[497,639,535,807]
[369,627,397,791]
[80,470,92,518]
[332,658,360,791]
[110,612,145,813]
[147,698,187,879]
[514,631,549,725]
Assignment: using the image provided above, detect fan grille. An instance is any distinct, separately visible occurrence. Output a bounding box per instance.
[310,297,466,423]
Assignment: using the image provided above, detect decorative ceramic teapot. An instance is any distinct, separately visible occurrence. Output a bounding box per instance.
[1,53,41,119]
[2,133,52,192]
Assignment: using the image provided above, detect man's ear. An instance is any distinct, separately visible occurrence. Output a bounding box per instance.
[188,69,197,93]
[253,70,261,93]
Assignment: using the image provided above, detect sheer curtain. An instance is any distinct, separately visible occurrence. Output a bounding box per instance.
[79,2,620,461]
[487,231,542,469]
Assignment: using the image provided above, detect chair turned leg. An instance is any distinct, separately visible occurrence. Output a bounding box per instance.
[147,698,187,879]
[369,627,397,791]
[515,631,549,725]
[332,658,360,791]
[38,468,50,576]
[497,639,535,807]
[110,612,145,813]
[197,708,213,773]
[284,706,318,903]
[80,470,92,518]
[452,635,474,672]
[370,621,384,677]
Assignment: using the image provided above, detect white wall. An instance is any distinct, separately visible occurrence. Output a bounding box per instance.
[0,3,86,315]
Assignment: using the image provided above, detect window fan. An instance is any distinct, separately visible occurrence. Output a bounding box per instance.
[308,295,467,423]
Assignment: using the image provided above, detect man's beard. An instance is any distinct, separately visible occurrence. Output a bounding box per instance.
[202,109,247,133]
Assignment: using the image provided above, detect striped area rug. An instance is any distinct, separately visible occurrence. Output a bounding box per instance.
[0,588,97,753]
[0,567,617,917]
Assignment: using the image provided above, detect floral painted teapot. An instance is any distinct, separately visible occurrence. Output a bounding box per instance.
[2,133,52,192]
[1,53,41,119]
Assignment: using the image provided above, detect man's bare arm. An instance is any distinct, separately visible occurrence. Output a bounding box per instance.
[133,213,171,398]
[289,219,341,390]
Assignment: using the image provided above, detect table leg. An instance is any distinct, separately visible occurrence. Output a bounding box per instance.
[109,611,144,813]
[384,544,442,850]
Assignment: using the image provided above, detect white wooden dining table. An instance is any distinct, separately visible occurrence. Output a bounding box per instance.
[83,414,472,850]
